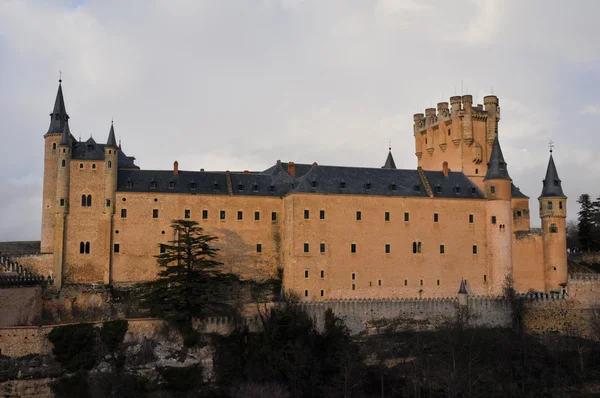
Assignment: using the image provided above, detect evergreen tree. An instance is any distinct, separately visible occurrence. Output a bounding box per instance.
[577,194,595,252]
[141,219,238,345]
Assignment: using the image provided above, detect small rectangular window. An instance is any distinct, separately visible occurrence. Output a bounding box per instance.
[484,274,487,282]
[256,243,262,253]
[420,279,423,286]
[60,198,65,207]
[304,243,310,253]
[272,211,277,222]
[237,211,243,220]
[352,273,355,280]
[352,284,355,291]
[469,214,474,223]
[559,201,563,210]
[320,290,324,297]
[106,199,111,207]
[202,209,208,219]
[304,290,309,297]
[356,211,362,221]
[153,209,159,218]
[434,213,439,222]
[351,243,356,253]
[516,210,522,217]
[320,270,324,278]
[490,186,496,194]
[320,210,325,220]
[404,212,409,222]
[547,201,553,210]
[385,211,390,222]
[114,243,120,253]
[254,211,260,221]
[385,243,390,254]
[160,244,166,254]
[473,245,478,255]
[404,279,408,286]
[184,209,191,219]
[304,209,310,219]
[550,223,558,233]
[320,243,326,253]
[437,279,440,286]
[220,210,226,220]
[440,244,445,254]
[304,270,309,279]
[491,216,497,224]
[121,208,127,218]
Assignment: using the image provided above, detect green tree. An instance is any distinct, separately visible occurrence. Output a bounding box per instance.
[141,219,238,345]
[577,194,595,252]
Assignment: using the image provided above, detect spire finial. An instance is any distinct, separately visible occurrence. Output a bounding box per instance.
[389,140,392,152]
[59,70,62,83]
[549,140,554,153]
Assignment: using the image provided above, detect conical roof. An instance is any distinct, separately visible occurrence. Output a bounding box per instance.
[484,136,511,180]
[106,121,117,148]
[382,150,397,169]
[59,120,71,146]
[458,279,467,294]
[47,80,69,134]
[539,153,565,198]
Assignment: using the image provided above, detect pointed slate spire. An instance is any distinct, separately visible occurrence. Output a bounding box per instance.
[47,79,69,134]
[539,152,565,198]
[458,279,467,294]
[382,145,397,169]
[106,121,117,148]
[59,119,71,146]
[484,136,511,180]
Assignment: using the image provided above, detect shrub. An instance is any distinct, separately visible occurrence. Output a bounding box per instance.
[48,323,97,372]
[158,365,203,391]
[100,319,128,353]
[50,372,90,397]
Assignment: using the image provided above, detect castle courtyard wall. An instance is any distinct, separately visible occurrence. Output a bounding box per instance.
[0,286,42,326]
[512,232,545,292]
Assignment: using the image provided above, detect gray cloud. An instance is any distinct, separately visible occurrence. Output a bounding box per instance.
[1,0,599,240]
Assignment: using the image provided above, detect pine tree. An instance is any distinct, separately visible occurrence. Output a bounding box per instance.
[141,219,238,345]
[577,194,595,252]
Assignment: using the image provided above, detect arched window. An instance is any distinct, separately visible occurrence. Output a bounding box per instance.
[108,160,112,169]
[61,159,66,168]
[81,195,87,206]
[52,143,57,150]
[87,195,92,207]
[79,163,83,169]
[80,242,85,253]
[85,242,90,254]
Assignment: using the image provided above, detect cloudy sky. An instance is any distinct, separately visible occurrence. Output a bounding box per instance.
[1,0,599,241]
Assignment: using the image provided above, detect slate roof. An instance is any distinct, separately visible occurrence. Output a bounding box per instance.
[484,137,511,180]
[47,81,69,134]
[511,184,529,199]
[262,162,313,178]
[539,154,565,198]
[382,150,397,169]
[458,279,468,294]
[71,137,138,169]
[118,162,485,199]
[59,120,71,146]
[106,122,117,148]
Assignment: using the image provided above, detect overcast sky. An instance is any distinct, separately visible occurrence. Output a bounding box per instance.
[1,0,599,241]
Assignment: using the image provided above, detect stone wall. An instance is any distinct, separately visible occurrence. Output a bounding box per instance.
[523,298,595,337]
[12,253,53,279]
[568,275,600,306]
[0,286,42,326]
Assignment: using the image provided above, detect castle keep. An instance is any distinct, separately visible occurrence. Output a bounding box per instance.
[40,80,567,298]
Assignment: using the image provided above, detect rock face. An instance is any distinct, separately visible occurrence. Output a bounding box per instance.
[0,378,54,397]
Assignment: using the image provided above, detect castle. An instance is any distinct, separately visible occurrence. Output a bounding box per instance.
[40,80,567,299]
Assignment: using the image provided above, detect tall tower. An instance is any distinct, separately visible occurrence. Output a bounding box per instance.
[54,120,72,288]
[539,148,567,292]
[42,79,69,253]
[483,137,513,295]
[103,122,119,284]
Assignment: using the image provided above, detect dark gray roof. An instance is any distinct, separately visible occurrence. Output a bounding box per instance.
[484,137,511,180]
[71,137,138,169]
[539,154,565,198]
[262,162,313,178]
[511,183,529,199]
[59,120,71,146]
[382,150,397,169]
[458,279,467,294]
[106,122,117,148]
[47,81,69,134]
[118,162,484,199]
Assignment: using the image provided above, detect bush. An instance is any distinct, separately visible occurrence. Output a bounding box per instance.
[50,372,90,397]
[100,319,128,353]
[48,323,97,372]
[158,365,203,391]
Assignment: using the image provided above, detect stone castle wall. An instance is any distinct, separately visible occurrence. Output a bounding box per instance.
[0,286,42,326]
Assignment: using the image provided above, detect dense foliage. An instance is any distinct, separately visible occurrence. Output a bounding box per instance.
[48,323,97,372]
[140,219,238,345]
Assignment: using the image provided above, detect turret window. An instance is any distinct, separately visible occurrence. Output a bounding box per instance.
[105,199,111,207]
[53,143,57,150]
[60,199,65,207]
[559,201,563,209]
[550,223,558,233]
[108,161,112,169]
[92,164,96,170]
[121,209,127,218]
[114,244,120,253]
[490,186,496,194]
[153,209,159,218]
[61,159,66,168]
[547,201,553,210]
[272,211,277,222]
[79,163,83,169]
[304,242,310,253]
[81,195,92,207]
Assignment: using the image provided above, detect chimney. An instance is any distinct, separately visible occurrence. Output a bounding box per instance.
[443,161,449,177]
[288,161,296,177]
[312,162,318,167]
[173,161,179,175]
[244,170,249,174]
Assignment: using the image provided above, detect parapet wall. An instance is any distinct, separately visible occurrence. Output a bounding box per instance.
[0,286,42,326]
[567,274,600,306]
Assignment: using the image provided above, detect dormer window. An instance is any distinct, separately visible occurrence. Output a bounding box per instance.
[253,184,259,192]
[311,180,317,188]
[190,181,196,190]
[554,179,559,186]
[237,184,244,192]
[269,185,275,193]
[169,181,175,189]
[340,181,346,189]
[470,187,477,194]
[454,186,461,194]
[150,180,156,189]
[126,179,132,189]
[413,185,421,192]
[390,183,397,191]
[435,185,442,194]
[213,183,219,191]
[499,161,505,170]
[365,182,372,190]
